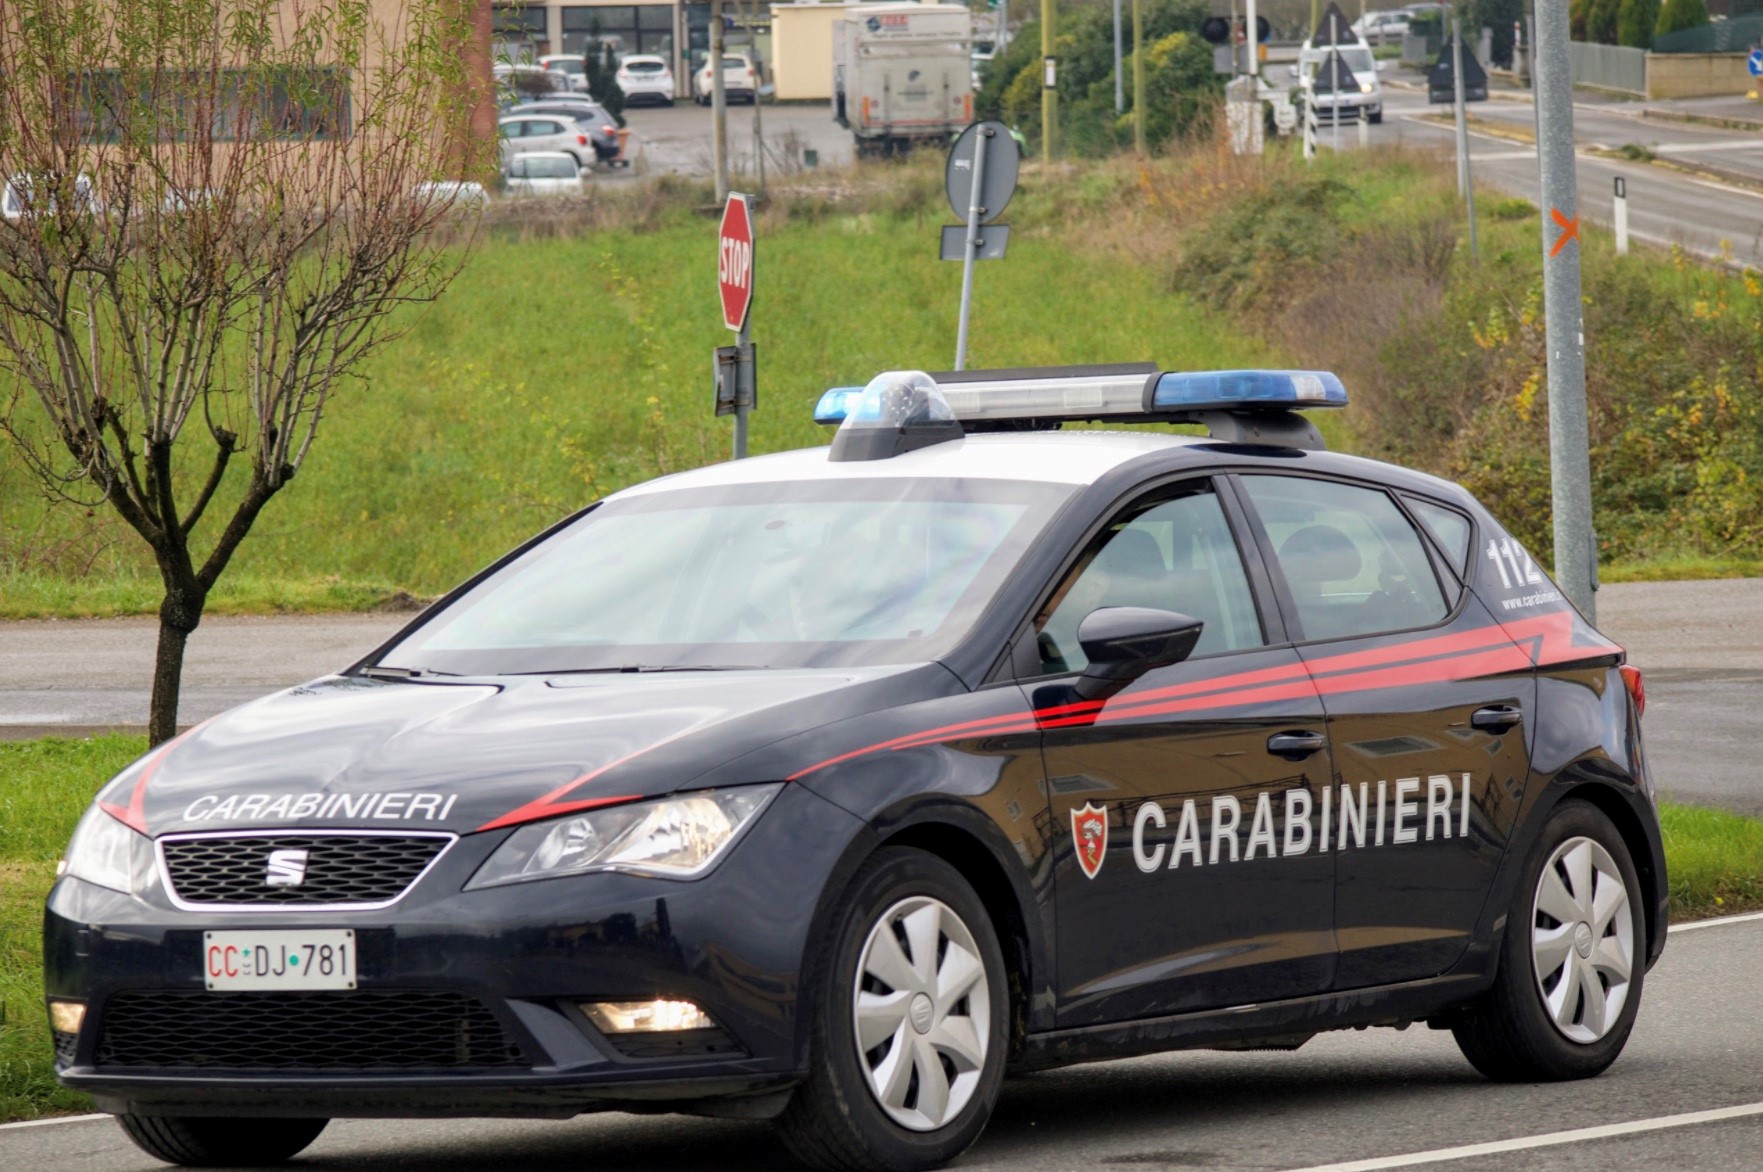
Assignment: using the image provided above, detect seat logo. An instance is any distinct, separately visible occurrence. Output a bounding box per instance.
[1071,802,1108,880]
[264,848,310,887]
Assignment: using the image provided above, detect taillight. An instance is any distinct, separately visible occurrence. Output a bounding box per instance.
[576,133,588,146]
[1620,664,1645,718]
[601,125,615,135]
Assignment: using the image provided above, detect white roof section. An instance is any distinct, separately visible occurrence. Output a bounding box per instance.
[611,431,1206,499]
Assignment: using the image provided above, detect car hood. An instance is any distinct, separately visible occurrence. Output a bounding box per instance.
[100,666,942,837]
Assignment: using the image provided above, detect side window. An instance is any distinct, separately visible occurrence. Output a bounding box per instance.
[1035,483,1265,675]
[1406,497,1473,577]
[1242,475,1449,642]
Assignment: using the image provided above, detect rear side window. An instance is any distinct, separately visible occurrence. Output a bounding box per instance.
[1406,497,1473,577]
[1242,476,1449,642]
[1035,483,1265,674]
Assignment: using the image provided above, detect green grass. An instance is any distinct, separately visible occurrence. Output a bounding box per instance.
[1,732,1761,1120]
[0,573,423,621]
[0,735,147,1122]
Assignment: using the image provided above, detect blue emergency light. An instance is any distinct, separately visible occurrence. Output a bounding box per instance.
[816,365,1348,461]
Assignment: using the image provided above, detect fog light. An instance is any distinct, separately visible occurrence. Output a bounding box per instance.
[582,998,714,1033]
[48,1000,85,1033]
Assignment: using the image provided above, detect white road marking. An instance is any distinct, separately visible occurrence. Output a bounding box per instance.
[0,1113,107,1131]
[1282,1101,1763,1172]
[1672,909,1763,933]
[1653,140,1763,155]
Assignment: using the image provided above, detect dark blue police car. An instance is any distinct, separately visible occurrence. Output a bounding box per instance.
[46,366,1663,1170]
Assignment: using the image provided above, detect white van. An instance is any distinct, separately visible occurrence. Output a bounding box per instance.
[1293,40,1385,123]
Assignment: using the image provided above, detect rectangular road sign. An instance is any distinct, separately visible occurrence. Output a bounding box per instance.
[940,224,1011,261]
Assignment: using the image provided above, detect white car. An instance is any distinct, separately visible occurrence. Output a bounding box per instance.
[497,114,597,171]
[615,54,675,105]
[413,180,490,209]
[694,53,757,105]
[2,172,97,220]
[538,54,590,93]
[1292,40,1385,124]
[1352,10,1410,44]
[503,151,584,196]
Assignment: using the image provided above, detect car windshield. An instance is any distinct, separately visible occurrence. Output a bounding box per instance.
[516,156,577,179]
[376,478,1069,674]
[1305,46,1376,72]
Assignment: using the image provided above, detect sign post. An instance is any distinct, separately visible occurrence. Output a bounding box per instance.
[716,193,756,459]
[1613,176,1628,256]
[942,122,1020,371]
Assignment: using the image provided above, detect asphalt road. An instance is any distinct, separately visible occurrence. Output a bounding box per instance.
[1373,84,1763,266]
[5,577,1758,813]
[4,913,1760,1170]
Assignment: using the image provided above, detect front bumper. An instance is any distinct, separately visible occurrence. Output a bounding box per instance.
[45,784,862,1118]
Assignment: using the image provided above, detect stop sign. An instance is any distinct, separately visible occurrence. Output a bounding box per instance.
[717,193,753,333]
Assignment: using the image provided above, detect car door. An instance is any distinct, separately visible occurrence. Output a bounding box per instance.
[1235,474,1536,989]
[1035,477,1338,1028]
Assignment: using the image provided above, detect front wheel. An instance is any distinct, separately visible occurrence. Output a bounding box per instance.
[775,847,1008,1172]
[1368,110,1383,124]
[1452,799,1645,1081]
[117,1115,328,1167]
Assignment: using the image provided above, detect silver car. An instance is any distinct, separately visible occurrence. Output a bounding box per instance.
[497,114,596,172]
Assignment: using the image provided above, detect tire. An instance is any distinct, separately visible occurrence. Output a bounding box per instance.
[1452,799,1645,1082]
[117,1115,328,1167]
[775,848,1009,1172]
[1369,111,1384,124]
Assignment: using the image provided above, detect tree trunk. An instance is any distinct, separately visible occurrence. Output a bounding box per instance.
[148,584,204,746]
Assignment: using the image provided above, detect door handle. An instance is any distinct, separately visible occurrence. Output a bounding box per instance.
[1471,705,1524,733]
[1267,731,1328,759]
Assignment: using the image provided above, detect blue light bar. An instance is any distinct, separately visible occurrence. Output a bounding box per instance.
[1150,370,1347,412]
[813,387,865,425]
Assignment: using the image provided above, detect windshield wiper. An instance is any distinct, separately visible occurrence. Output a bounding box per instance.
[360,664,459,680]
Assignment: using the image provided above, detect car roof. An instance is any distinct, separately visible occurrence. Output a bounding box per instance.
[606,428,1476,509]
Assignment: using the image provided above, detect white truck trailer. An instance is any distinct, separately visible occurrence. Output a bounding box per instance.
[833,3,973,157]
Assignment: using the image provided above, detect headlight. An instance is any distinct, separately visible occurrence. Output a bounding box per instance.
[57,805,151,896]
[1361,82,1374,94]
[466,784,782,889]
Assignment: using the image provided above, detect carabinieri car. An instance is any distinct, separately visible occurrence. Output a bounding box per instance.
[46,366,1664,1171]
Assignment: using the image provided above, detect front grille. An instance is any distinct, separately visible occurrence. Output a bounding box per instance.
[160,833,449,906]
[97,990,526,1070]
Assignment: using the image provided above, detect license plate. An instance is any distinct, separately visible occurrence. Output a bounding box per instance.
[203,930,356,991]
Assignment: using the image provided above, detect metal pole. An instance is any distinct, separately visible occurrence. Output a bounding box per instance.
[711,0,728,203]
[1132,0,1145,151]
[1042,0,1055,165]
[1533,0,1595,618]
[733,318,750,460]
[1114,0,1124,115]
[1452,8,1478,259]
[953,128,991,371]
[1451,9,1468,197]
[1613,176,1629,255]
[1246,0,1259,92]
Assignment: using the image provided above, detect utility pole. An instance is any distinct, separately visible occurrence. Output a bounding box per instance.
[1041,0,1055,165]
[1133,0,1144,152]
[1246,0,1259,92]
[1114,0,1124,114]
[1533,0,1595,618]
[711,0,729,203]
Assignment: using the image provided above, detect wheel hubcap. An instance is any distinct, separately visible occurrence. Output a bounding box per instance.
[1531,836,1634,1044]
[851,895,991,1132]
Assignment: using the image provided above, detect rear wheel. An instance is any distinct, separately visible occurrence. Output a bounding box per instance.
[776,848,1008,1172]
[117,1115,328,1167]
[1452,800,1645,1081]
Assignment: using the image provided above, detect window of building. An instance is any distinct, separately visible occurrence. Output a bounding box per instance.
[563,5,676,58]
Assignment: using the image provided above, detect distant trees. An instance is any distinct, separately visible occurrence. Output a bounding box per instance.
[1655,0,1712,38]
[1617,0,1661,49]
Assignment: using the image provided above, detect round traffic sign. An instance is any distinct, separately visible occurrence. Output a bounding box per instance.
[718,193,754,333]
[945,122,1019,225]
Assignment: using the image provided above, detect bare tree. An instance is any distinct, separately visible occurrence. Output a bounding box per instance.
[0,0,492,743]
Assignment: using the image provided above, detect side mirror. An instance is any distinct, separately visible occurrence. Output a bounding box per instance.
[1074,607,1204,701]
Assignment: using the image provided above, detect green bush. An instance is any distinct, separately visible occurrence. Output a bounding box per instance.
[1617,0,1659,47]
[1588,0,1622,43]
[1655,0,1710,36]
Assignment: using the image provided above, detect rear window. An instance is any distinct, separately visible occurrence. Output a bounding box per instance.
[514,156,577,179]
[625,60,664,73]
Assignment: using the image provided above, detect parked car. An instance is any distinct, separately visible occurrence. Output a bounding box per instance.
[412,180,490,209]
[497,114,596,172]
[537,53,590,93]
[503,152,584,196]
[615,54,675,105]
[1293,39,1385,123]
[694,52,757,105]
[508,99,622,164]
[1352,9,1411,43]
[2,171,98,220]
